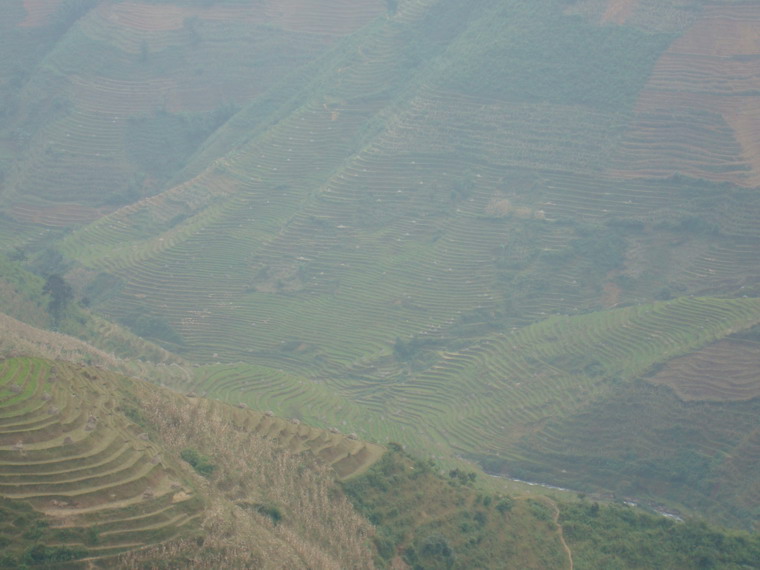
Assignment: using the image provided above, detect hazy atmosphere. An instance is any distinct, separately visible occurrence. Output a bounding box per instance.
[1,1,759,568]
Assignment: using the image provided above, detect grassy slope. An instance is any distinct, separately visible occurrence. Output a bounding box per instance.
[344,446,760,570]
[343,446,569,570]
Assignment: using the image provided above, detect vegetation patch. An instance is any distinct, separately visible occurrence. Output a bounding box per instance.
[561,501,760,569]
[180,448,216,478]
[343,446,567,569]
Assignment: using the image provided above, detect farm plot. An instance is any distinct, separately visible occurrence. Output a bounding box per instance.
[403,297,760,456]
[610,4,760,187]
[648,337,760,402]
[161,298,760,470]
[0,357,202,564]
[3,0,368,227]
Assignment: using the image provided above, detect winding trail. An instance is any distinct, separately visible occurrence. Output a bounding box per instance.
[536,496,574,570]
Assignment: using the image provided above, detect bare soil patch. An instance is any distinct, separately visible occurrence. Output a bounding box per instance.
[648,338,760,402]
[19,0,62,28]
[601,0,639,25]
[610,5,760,187]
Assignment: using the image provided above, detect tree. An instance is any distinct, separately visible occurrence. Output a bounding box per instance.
[43,274,73,325]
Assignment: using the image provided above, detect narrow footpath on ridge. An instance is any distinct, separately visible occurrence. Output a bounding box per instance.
[536,496,574,570]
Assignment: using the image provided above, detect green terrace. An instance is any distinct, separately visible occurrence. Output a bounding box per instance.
[154,296,760,521]
[0,355,385,566]
[0,358,202,565]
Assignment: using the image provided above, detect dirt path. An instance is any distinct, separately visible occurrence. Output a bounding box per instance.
[536,496,574,570]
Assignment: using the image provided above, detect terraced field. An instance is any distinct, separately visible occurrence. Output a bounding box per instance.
[511,372,760,526]
[3,0,385,226]
[648,336,760,402]
[3,0,760,532]
[0,354,386,565]
[0,357,203,564]
[183,361,431,450]
[171,298,760,467]
[611,4,760,187]
[135,294,760,525]
[200,397,385,480]
[58,6,481,366]
[57,33,650,367]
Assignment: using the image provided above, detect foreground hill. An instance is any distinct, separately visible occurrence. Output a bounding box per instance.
[3,351,760,569]
[0,355,381,568]
[1,0,760,533]
[347,446,760,570]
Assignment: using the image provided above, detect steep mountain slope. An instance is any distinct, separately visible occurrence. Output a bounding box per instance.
[3,328,760,567]
[0,355,382,568]
[0,0,384,232]
[1,0,760,531]
[347,446,760,569]
[0,357,202,564]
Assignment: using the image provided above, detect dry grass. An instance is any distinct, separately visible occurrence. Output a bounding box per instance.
[0,314,379,566]
[0,310,191,390]
[0,312,120,368]
[119,384,376,569]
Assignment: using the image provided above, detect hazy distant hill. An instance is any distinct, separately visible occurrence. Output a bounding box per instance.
[2,0,760,535]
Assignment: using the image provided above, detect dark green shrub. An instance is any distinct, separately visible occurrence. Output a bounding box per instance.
[254,504,282,525]
[496,497,514,513]
[22,544,87,564]
[180,449,216,477]
[374,535,395,560]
